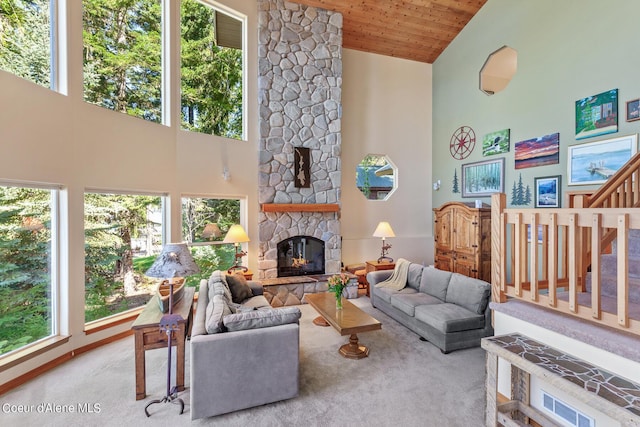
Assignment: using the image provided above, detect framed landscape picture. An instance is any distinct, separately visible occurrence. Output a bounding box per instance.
[515,132,560,169]
[575,89,618,140]
[568,134,638,185]
[482,129,510,156]
[627,98,640,122]
[534,175,561,208]
[461,157,505,197]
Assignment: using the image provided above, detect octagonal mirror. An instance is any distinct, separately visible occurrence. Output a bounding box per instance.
[480,46,517,95]
[356,154,397,200]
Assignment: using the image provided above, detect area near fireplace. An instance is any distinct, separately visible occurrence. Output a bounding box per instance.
[257,0,344,280]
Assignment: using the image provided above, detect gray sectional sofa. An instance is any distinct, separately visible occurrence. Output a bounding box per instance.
[368,263,493,353]
[190,271,301,420]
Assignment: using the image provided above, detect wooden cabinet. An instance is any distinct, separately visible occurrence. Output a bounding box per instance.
[433,202,491,282]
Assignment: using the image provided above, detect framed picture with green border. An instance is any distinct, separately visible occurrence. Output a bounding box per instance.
[482,129,510,156]
[575,89,618,140]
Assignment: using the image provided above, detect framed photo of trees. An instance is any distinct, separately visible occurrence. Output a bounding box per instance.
[461,157,505,197]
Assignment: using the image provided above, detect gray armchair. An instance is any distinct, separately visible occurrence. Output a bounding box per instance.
[190,277,300,420]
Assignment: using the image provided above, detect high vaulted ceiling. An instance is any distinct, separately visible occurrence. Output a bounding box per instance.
[295,0,487,64]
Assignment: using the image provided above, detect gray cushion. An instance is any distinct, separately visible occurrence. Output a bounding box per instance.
[419,267,452,300]
[208,270,234,305]
[205,294,232,334]
[223,307,301,332]
[414,303,485,333]
[226,272,254,303]
[372,286,418,304]
[406,263,424,290]
[445,273,491,314]
[240,295,271,309]
[390,293,442,317]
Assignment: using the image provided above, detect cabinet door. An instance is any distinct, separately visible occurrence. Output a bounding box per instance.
[453,209,479,256]
[454,253,479,279]
[435,252,454,272]
[434,209,454,251]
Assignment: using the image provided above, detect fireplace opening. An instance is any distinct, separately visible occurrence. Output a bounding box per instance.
[277,236,325,277]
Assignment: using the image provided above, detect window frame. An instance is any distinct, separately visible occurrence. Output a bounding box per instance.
[0,180,62,361]
[82,188,169,326]
[179,0,247,140]
[180,193,246,247]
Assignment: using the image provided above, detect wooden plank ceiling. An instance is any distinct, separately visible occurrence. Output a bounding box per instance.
[294,0,487,64]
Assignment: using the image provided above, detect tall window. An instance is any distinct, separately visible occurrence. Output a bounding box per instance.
[0,0,52,88]
[82,0,162,122]
[84,192,164,323]
[181,196,240,286]
[181,0,244,139]
[0,184,57,355]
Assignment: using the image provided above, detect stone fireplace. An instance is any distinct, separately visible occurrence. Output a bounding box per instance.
[257,0,343,279]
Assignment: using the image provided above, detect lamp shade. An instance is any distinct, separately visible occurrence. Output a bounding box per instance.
[145,243,200,278]
[223,224,250,244]
[202,223,222,239]
[373,221,395,238]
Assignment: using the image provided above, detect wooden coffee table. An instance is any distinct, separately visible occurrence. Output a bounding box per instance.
[305,292,381,359]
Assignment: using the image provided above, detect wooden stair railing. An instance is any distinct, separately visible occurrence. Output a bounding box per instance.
[569,151,640,284]
[491,193,640,337]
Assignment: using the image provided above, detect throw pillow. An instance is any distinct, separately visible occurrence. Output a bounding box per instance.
[225,272,254,303]
[205,294,232,334]
[223,307,302,332]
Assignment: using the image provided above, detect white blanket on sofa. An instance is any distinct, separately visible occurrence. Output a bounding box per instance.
[374,258,410,291]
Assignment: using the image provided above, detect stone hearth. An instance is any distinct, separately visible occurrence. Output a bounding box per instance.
[257,0,343,280]
[261,274,357,307]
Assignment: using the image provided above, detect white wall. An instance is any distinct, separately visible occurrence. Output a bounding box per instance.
[340,49,434,267]
[0,2,436,386]
[0,0,259,386]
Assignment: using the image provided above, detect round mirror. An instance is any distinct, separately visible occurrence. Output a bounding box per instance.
[480,46,517,96]
[356,154,397,200]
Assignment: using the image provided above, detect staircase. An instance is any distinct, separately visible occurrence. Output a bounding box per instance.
[583,229,640,320]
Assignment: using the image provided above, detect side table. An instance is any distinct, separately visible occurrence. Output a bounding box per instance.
[131,287,195,400]
[364,260,396,296]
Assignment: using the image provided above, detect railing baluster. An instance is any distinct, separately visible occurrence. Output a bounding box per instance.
[591,214,602,320]
[541,224,548,281]
[631,170,640,206]
[500,213,507,295]
[514,213,523,297]
[530,213,539,301]
[568,214,578,313]
[617,214,629,328]
[548,213,558,307]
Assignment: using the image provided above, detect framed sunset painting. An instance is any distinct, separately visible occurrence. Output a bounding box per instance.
[515,133,560,169]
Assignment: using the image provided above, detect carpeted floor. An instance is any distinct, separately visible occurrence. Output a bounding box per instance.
[0,297,487,426]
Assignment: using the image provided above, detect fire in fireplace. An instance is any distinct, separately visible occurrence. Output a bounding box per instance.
[277,236,325,277]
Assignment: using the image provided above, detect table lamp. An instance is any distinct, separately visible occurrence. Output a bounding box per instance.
[145,243,200,313]
[373,221,395,263]
[223,224,250,273]
[144,243,199,417]
[202,223,222,240]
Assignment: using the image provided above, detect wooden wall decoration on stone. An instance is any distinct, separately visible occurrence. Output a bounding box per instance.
[294,147,311,188]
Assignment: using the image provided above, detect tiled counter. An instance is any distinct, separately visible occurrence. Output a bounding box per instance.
[482,333,640,427]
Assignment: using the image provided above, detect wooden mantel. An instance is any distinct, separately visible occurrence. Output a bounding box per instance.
[261,203,340,213]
